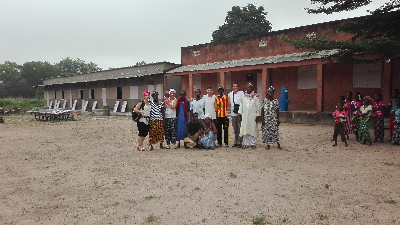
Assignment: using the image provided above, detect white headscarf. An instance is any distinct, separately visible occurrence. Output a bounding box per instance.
[169,89,176,94]
[204,113,211,119]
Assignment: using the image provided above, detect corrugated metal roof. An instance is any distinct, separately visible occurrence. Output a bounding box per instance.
[167,50,338,74]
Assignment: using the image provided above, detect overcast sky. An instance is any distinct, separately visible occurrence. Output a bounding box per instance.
[0,0,389,70]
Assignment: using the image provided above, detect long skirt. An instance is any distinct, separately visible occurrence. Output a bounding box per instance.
[351,115,360,134]
[176,110,186,141]
[393,125,400,144]
[346,111,353,134]
[358,116,371,141]
[200,132,217,148]
[374,116,384,141]
[390,113,394,137]
[261,126,279,145]
[149,120,164,145]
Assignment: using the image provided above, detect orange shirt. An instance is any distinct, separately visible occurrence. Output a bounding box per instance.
[214,95,230,118]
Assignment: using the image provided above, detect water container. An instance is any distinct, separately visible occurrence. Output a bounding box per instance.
[280,87,290,111]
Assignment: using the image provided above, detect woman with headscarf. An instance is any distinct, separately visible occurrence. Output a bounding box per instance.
[238,83,261,149]
[200,113,218,150]
[133,91,151,151]
[149,91,165,150]
[164,89,178,149]
[261,86,282,150]
[359,96,373,146]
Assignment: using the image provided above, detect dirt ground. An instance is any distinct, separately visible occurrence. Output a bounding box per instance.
[0,114,399,225]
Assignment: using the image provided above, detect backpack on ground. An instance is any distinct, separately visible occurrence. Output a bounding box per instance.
[131,100,145,122]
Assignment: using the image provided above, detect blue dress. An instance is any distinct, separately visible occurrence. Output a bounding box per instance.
[176,102,186,141]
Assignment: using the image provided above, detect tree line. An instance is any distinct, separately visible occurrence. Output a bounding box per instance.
[0,57,102,98]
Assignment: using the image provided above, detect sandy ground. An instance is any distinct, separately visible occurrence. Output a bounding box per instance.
[0,114,399,225]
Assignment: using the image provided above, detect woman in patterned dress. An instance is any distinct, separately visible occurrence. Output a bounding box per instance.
[391,98,400,145]
[261,86,282,150]
[351,92,362,141]
[372,93,385,143]
[149,91,165,150]
[345,92,353,138]
[359,96,373,146]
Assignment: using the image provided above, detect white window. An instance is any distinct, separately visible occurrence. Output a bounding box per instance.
[353,63,381,88]
[298,65,317,89]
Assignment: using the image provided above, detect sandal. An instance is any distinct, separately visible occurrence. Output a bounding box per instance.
[277,147,283,150]
[332,144,337,147]
[345,143,348,147]
[251,145,256,149]
[242,145,249,149]
[173,145,177,149]
[266,146,270,150]
[166,145,170,149]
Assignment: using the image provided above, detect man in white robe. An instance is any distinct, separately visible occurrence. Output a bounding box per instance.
[238,83,261,148]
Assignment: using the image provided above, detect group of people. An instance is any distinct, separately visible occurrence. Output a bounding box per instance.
[331,89,400,147]
[133,83,282,151]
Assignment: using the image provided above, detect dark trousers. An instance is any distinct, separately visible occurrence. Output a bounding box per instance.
[216,117,229,145]
[333,122,346,142]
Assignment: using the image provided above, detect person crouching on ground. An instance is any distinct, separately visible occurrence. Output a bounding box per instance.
[332,101,348,147]
[184,113,204,149]
[134,91,151,151]
[200,114,218,150]
[359,96,373,146]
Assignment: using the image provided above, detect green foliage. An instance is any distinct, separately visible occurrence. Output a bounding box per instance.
[212,3,272,42]
[54,57,101,75]
[135,61,147,66]
[36,86,44,100]
[281,0,400,63]
[0,98,44,109]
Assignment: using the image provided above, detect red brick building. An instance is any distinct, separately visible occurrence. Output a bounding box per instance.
[165,16,399,112]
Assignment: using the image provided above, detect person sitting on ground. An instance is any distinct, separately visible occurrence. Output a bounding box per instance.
[184,113,204,149]
[332,101,348,147]
[200,113,218,150]
[391,98,400,145]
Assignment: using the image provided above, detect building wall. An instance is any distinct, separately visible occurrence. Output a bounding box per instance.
[182,21,353,66]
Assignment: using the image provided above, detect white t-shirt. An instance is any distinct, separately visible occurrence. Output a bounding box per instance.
[165,98,176,118]
[228,91,244,117]
[191,98,205,120]
[203,94,216,120]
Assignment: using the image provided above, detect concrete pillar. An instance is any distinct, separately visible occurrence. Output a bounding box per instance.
[188,73,193,99]
[164,75,168,93]
[262,67,271,100]
[382,61,392,104]
[219,72,226,89]
[317,63,324,112]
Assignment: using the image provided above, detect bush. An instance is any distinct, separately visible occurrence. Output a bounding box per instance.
[0,98,44,109]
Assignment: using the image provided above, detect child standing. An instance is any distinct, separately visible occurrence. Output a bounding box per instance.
[332,101,348,147]
[359,96,373,146]
[372,93,385,143]
[391,98,400,145]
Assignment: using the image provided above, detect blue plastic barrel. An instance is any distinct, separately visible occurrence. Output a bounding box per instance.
[280,87,290,111]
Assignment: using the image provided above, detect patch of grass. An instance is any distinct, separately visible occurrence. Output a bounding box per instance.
[384,199,398,205]
[73,214,78,218]
[325,184,330,189]
[252,216,265,225]
[201,218,207,223]
[277,194,287,198]
[383,162,394,166]
[113,180,120,184]
[316,213,328,220]
[145,214,157,223]
[144,195,156,200]
[229,172,237,178]
[303,148,309,151]
[194,187,200,191]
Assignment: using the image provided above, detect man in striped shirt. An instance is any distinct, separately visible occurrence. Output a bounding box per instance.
[214,86,230,147]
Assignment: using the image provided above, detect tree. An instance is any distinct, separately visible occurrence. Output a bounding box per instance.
[212,3,272,42]
[0,61,24,98]
[20,61,57,98]
[134,61,147,66]
[54,57,102,76]
[279,0,400,63]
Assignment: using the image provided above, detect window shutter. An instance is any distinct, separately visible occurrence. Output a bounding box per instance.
[298,65,317,89]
